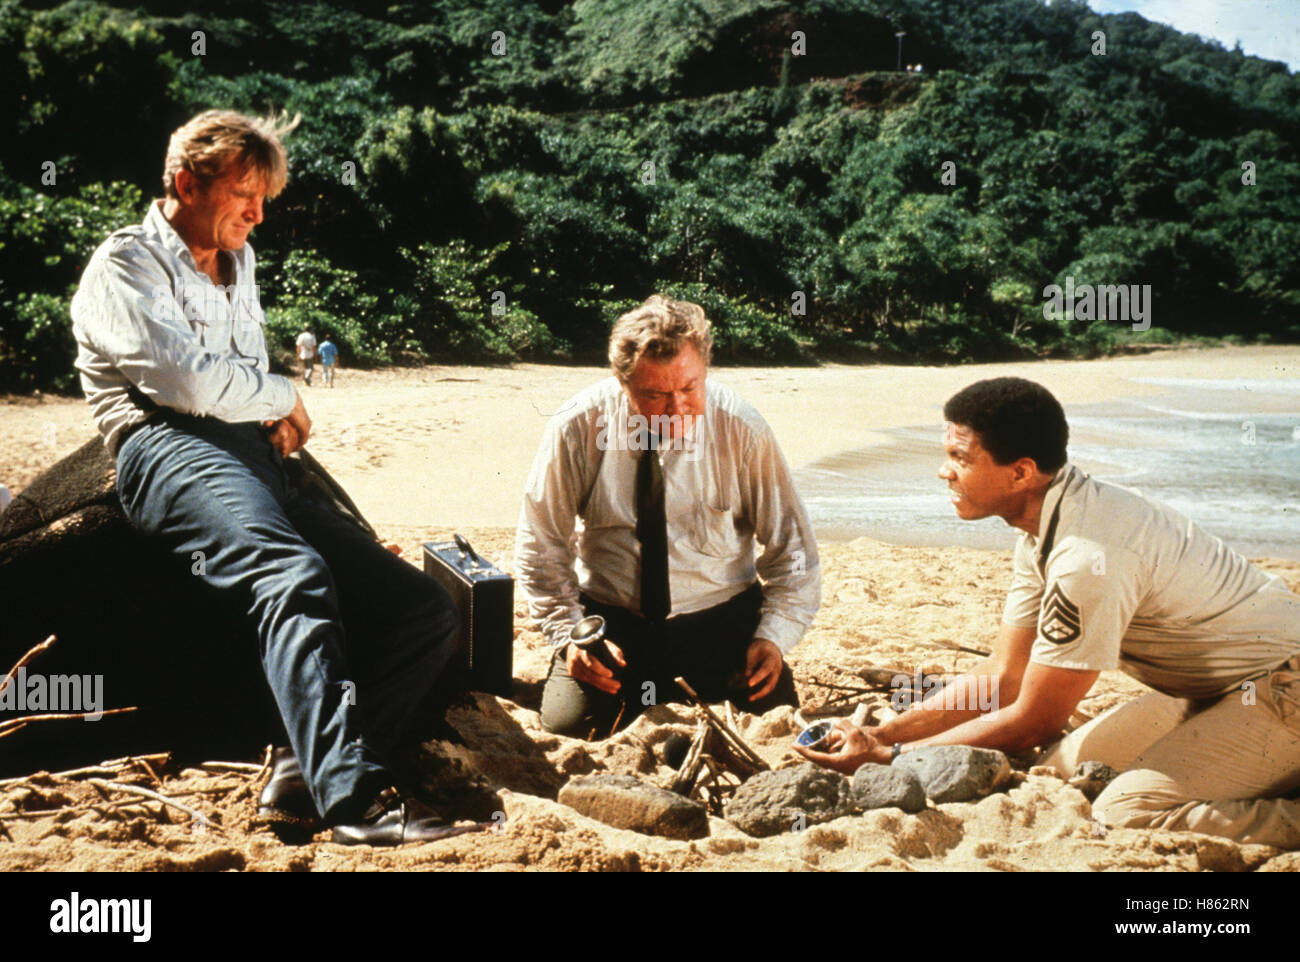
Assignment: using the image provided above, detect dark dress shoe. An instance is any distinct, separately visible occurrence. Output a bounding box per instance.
[331,787,489,846]
[254,747,319,841]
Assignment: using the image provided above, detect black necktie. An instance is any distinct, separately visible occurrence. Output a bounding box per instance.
[636,436,670,623]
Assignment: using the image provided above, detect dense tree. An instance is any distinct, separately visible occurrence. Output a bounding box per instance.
[2,0,1297,391]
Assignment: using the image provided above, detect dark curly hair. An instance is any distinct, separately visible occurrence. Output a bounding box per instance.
[942,377,1068,473]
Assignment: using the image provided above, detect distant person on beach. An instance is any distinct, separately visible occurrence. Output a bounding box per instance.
[516,294,821,739]
[70,109,481,846]
[799,377,1300,849]
[318,337,338,387]
[296,328,317,386]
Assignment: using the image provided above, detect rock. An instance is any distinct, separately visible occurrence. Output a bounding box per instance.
[892,745,1011,803]
[0,437,394,776]
[557,773,709,840]
[724,763,852,837]
[659,732,692,770]
[1068,761,1120,802]
[850,763,926,813]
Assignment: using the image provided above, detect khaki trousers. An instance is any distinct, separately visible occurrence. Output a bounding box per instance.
[1039,659,1300,849]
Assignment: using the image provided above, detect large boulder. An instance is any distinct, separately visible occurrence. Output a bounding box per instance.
[0,436,376,775]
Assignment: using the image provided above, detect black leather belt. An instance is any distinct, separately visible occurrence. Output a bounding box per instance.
[112,413,158,457]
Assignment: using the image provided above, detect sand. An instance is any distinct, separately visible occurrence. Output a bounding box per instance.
[1,344,1298,871]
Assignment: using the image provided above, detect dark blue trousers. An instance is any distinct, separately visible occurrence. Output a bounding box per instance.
[115,412,459,822]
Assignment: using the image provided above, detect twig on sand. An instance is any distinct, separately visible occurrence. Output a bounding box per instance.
[199,761,264,775]
[227,745,273,805]
[0,635,57,703]
[674,677,769,772]
[922,638,992,658]
[0,754,170,791]
[0,706,137,740]
[87,778,223,835]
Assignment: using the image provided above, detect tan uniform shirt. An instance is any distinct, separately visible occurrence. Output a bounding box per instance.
[1004,463,1300,699]
[515,377,821,653]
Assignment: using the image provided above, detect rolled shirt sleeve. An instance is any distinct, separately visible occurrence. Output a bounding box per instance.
[742,424,821,655]
[514,408,598,646]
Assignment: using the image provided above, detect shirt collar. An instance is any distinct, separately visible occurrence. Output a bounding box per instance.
[144,199,199,268]
[1031,462,1080,545]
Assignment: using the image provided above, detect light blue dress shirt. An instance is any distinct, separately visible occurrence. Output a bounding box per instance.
[71,199,297,455]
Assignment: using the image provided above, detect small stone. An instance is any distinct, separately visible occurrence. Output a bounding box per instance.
[893,745,1011,803]
[850,763,926,813]
[659,733,692,770]
[724,763,852,838]
[557,773,708,840]
[1068,761,1120,802]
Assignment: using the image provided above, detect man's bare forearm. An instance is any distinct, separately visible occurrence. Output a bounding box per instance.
[874,667,1002,744]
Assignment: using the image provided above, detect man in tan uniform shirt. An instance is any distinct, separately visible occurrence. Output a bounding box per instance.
[800,377,1300,848]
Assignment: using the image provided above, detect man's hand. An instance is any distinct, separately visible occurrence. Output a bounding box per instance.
[796,719,891,774]
[743,639,784,701]
[263,418,300,458]
[262,391,312,458]
[565,639,627,696]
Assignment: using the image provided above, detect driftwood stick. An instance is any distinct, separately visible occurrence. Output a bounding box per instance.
[669,722,709,795]
[198,761,264,774]
[922,638,992,658]
[675,677,769,772]
[0,754,168,790]
[807,678,876,693]
[0,635,57,702]
[0,706,137,740]
[87,778,223,834]
[102,753,170,770]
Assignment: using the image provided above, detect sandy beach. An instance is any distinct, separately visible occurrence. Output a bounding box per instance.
[2,344,1298,871]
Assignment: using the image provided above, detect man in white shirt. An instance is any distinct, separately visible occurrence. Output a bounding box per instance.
[516,295,821,739]
[296,329,317,386]
[799,377,1300,848]
[70,110,480,845]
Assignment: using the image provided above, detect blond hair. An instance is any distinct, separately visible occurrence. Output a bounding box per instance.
[162,109,301,200]
[608,294,713,382]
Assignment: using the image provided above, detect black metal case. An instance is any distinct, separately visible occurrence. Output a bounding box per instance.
[422,537,514,696]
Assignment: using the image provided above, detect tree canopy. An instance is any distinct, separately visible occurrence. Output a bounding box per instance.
[2,0,1296,391]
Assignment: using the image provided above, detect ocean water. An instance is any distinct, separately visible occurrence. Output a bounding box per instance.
[795,376,1300,560]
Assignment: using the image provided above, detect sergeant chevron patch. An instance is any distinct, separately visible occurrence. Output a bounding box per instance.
[1040,583,1081,644]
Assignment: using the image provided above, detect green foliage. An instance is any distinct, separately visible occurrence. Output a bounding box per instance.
[395,240,566,361]
[261,249,386,366]
[3,291,78,393]
[2,0,1298,392]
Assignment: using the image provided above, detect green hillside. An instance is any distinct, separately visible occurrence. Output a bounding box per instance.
[2,0,1297,391]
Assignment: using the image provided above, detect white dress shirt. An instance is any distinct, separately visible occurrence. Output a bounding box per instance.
[515,376,821,654]
[71,200,297,455]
